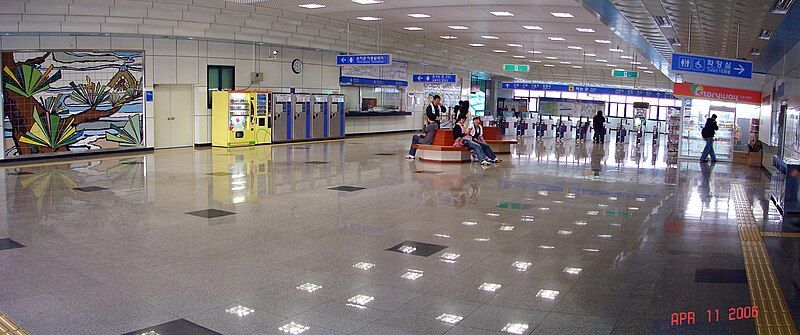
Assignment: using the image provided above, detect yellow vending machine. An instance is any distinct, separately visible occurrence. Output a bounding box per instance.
[253,92,271,144]
[212,91,256,147]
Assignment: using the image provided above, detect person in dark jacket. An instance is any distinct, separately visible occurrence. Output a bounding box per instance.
[700,114,719,162]
[407,113,440,159]
[592,110,606,143]
[426,95,444,125]
[453,114,492,166]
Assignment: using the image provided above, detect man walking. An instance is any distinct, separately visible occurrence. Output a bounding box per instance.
[700,114,719,162]
[426,95,444,125]
[592,110,606,143]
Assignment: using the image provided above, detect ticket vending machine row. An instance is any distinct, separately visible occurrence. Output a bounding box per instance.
[272,93,292,142]
[311,94,328,139]
[329,94,345,138]
[293,93,311,141]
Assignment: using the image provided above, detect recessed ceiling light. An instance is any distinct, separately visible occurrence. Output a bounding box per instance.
[356,16,382,21]
[596,59,607,62]
[637,66,648,70]
[595,39,612,44]
[559,61,571,64]
[567,46,582,50]
[530,60,541,63]
[407,13,431,18]
[299,3,326,9]
[404,27,423,31]
[481,35,500,39]
[352,0,382,4]
[507,43,523,47]
[491,11,515,16]
[548,36,565,41]
[523,25,543,30]
[584,53,596,57]
[629,61,641,65]
[440,35,458,39]
[643,70,654,73]
[527,50,542,54]
[448,25,469,30]
[609,48,624,52]
[493,50,507,53]
[572,65,583,69]
[551,12,574,18]
[606,64,617,67]
[545,56,558,60]
[513,55,526,58]
[469,43,485,47]
[544,64,555,67]
[575,28,595,33]
[620,55,633,59]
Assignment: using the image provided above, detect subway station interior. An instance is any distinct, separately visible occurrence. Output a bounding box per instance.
[2,0,800,334]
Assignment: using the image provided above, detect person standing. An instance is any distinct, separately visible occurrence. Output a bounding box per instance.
[426,95,444,125]
[592,110,606,143]
[700,114,719,162]
[406,114,439,159]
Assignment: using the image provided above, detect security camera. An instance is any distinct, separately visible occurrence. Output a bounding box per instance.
[272,50,278,56]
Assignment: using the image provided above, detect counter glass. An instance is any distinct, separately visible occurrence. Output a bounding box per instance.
[342,86,405,114]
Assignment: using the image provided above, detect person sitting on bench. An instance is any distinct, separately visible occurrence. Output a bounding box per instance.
[468,116,501,163]
[453,114,493,166]
[406,113,440,159]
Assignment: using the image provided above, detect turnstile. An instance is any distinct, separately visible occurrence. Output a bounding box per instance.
[293,93,311,141]
[329,94,345,138]
[312,94,328,139]
[271,93,292,142]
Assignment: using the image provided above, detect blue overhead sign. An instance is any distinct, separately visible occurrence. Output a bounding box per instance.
[412,74,457,83]
[337,54,392,66]
[340,76,408,87]
[671,53,752,79]
[501,82,674,99]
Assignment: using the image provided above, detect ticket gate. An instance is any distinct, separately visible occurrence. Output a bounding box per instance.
[271,93,292,142]
[311,94,328,139]
[329,94,345,138]
[293,93,311,140]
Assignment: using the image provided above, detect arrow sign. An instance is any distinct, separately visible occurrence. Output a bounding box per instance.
[671,53,752,79]
[337,54,392,66]
[412,74,457,83]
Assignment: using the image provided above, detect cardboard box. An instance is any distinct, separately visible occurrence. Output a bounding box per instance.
[733,151,749,164]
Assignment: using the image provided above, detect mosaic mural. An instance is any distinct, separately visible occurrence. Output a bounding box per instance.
[2,51,143,157]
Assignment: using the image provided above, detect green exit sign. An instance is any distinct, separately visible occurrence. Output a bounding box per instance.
[504,64,530,72]
[612,69,638,78]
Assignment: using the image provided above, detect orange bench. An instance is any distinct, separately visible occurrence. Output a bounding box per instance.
[482,126,517,154]
[414,129,472,163]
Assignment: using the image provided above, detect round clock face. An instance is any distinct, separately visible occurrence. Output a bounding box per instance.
[292,59,303,74]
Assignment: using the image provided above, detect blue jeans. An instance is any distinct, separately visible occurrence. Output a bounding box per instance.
[465,140,495,161]
[409,135,422,156]
[700,137,716,161]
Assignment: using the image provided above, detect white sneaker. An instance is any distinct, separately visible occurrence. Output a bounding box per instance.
[481,159,492,166]
[406,154,415,159]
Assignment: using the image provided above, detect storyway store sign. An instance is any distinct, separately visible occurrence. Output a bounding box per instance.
[673,82,761,104]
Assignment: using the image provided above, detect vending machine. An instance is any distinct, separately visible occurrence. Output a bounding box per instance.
[271,93,292,142]
[293,93,311,141]
[211,91,256,147]
[311,94,328,139]
[329,94,345,138]
[253,92,271,144]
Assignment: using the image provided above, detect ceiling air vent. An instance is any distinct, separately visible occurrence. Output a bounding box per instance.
[772,0,796,14]
[654,16,671,27]
[750,48,762,56]
[759,29,774,40]
[668,38,681,45]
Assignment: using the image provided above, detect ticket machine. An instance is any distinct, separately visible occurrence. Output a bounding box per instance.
[211,91,256,147]
[253,92,271,144]
[311,94,328,139]
[329,94,345,138]
[293,93,311,141]
[271,93,292,142]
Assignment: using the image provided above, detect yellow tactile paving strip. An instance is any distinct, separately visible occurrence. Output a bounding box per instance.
[732,184,798,335]
[761,231,800,238]
[0,312,27,335]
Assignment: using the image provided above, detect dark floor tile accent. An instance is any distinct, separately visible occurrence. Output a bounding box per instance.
[329,185,366,192]
[374,153,396,156]
[121,319,221,335]
[386,240,449,257]
[6,171,34,175]
[414,170,442,174]
[73,186,108,192]
[0,238,25,251]
[208,172,232,176]
[186,209,236,219]
[694,269,747,284]
[306,161,330,165]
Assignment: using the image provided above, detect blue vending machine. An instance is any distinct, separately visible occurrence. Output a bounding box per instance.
[271,93,292,142]
[292,93,312,140]
[311,94,328,139]
[329,94,345,138]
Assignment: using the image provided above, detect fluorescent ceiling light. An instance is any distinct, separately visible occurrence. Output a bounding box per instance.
[481,35,499,39]
[299,4,326,9]
[507,43,523,47]
[523,25,543,30]
[548,37,565,41]
[469,43,485,47]
[567,46,582,50]
[595,39,611,44]
[606,64,617,67]
[440,35,457,39]
[490,11,515,16]
[448,25,469,30]
[609,48,624,52]
[572,65,583,69]
[629,61,641,65]
[403,27,423,31]
[551,12,574,18]
[530,60,541,63]
[575,27,595,33]
[596,59,607,62]
[493,50,507,53]
[545,56,558,60]
[620,55,633,59]
[407,13,431,18]
[544,64,555,67]
[559,61,571,64]
[352,0,382,4]
[513,55,525,58]
[637,66,648,70]
[584,53,596,57]
[528,50,542,54]
[643,70,654,73]
[357,16,382,21]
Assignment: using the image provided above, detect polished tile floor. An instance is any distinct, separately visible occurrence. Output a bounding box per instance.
[0,133,780,334]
